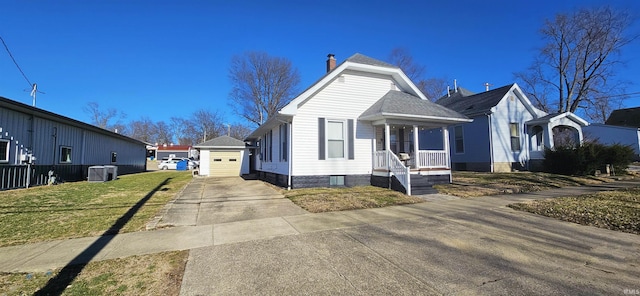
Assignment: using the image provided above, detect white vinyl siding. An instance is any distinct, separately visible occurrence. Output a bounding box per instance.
[291,71,392,176]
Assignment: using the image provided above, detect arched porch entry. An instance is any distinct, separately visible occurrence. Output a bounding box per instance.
[526,112,588,166]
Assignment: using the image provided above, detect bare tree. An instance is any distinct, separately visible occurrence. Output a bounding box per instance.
[154,121,173,144]
[191,109,224,144]
[515,6,637,122]
[83,102,126,130]
[228,51,300,126]
[387,47,448,101]
[169,117,188,145]
[228,123,252,140]
[128,117,156,143]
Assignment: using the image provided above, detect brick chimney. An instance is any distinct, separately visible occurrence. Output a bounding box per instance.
[326,54,336,72]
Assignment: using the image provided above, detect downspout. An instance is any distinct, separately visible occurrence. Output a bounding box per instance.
[487,113,494,173]
[287,120,292,190]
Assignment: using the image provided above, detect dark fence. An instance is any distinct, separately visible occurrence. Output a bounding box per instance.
[0,164,146,191]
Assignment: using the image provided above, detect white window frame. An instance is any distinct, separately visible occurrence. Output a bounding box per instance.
[326,119,346,159]
[0,139,9,163]
[510,123,521,152]
[60,146,72,164]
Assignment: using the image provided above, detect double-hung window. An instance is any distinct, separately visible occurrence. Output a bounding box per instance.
[510,123,521,152]
[327,120,345,158]
[0,140,9,163]
[319,118,354,160]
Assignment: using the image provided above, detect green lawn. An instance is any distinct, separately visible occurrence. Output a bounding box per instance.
[0,171,193,247]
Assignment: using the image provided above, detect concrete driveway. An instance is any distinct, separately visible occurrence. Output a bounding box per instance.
[155,177,307,227]
[179,182,640,296]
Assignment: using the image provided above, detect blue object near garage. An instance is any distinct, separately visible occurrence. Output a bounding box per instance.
[176,159,188,171]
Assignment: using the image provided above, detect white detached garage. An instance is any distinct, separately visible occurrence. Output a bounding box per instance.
[194,135,249,177]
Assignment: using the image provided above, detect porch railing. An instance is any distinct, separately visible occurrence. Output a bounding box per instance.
[0,165,47,190]
[373,150,411,195]
[374,150,388,169]
[416,150,449,168]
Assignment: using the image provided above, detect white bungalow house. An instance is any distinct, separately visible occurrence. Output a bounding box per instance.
[433,83,589,172]
[245,53,471,195]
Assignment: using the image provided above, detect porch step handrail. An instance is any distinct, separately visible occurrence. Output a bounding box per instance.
[374,150,411,195]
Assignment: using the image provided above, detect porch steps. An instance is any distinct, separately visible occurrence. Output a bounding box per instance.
[410,174,439,195]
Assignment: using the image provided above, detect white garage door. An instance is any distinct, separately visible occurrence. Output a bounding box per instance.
[209,150,242,177]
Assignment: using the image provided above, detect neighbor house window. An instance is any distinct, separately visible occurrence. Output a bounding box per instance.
[0,140,9,163]
[454,126,464,153]
[60,146,72,163]
[111,152,117,163]
[510,123,521,152]
[327,120,345,158]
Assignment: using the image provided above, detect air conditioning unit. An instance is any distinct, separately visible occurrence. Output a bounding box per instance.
[104,165,118,180]
[88,166,108,182]
[88,165,119,182]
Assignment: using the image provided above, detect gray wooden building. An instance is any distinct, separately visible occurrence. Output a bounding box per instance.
[1,96,147,189]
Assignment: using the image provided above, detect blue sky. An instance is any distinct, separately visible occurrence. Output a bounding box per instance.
[2,0,640,127]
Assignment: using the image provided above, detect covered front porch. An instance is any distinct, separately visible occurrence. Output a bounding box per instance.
[526,112,589,163]
[358,90,472,195]
[370,123,451,195]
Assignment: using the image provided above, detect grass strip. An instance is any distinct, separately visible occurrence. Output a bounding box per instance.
[508,187,640,235]
[0,250,188,296]
[284,186,424,213]
[435,171,611,197]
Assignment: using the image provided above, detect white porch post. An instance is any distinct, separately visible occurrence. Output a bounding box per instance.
[384,123,391,171]
[544,123,553,150]
[442,127,450,168]
[413,125,419,168]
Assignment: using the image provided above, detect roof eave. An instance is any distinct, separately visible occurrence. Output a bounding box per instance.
[359,112,472,123]
[245,113,293,140]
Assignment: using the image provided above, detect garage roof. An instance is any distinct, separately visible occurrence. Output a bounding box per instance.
[194,135,246,149]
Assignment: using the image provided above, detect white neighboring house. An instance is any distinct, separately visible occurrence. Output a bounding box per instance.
[583,107,640,160]
[195,135,249,177]
[245,53,471,195]
[434,83,589,172]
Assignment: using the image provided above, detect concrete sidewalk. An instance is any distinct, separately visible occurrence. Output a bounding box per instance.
[1,179,639,295]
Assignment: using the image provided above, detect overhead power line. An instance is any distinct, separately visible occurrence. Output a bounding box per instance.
[0,35,32,87]
[1,35,44,106]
